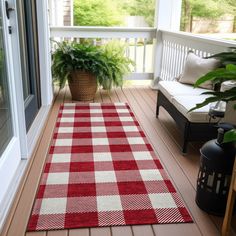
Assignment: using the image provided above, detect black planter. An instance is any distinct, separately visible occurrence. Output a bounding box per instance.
[196,125,236,216]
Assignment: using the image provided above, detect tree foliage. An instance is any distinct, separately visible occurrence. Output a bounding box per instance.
[181,0,236,32]
[121,0,155,27]
[73,0,123,26]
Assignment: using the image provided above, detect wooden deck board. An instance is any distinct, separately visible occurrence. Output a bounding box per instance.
[47,230,68,236]
[2,86,235,236]
[25,232,47,236]
[111,226,133,236]
[132,225,154,236]
[69,228,89,236]
[90,227,111,236]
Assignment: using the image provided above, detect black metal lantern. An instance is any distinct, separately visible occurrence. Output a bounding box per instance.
[196,124,236,216]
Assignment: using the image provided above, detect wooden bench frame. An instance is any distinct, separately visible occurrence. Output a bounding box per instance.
[156,90,218,153]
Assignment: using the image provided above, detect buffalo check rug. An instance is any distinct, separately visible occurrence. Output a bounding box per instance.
[27,103,193,231]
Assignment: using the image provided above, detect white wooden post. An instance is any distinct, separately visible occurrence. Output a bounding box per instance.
[151,0,182,89]
[36,0,53,106]
[154,0,182,31]
[71,0,74,26]
[49,0,64,26]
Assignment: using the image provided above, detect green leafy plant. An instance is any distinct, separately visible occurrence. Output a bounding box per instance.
[100,40,134,89]
[52,40,134,90]
[189,49,236,143]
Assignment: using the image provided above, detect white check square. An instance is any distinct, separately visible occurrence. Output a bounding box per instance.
[117,109,129,113]
[60,117,74,123]
[46,172,69,185]
[55,139,72,146]
[90,109,102,113]
[123,126,138,132]
[120,117,133,121]
[95,171,117,183]
[133,151,153,160]
[40,198,67,214]
[127,137,145,145]
[97,195,122,211]
[51,153,71,163]
[62,110,75,114]
[93,153,112,162]
[64,103,75,107]
[140,169,163,181]
[90,103,101,106]
[91,117,104,122]
[58,127,74,133]
[92,138,109,146]
[91,127,106,133]
[149,193,176,209]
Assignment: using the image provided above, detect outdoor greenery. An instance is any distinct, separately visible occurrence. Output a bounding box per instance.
[181,0,236,32]
[120,0,156,27]
[73,0,155,27]
[73,0,123,26]
[52,41,134,89]
[189,49,236,143]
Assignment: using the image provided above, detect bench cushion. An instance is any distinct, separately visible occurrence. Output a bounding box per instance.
[159,81,210,102]
[172,95,215,123]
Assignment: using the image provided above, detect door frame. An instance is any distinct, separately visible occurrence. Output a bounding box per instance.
[0,0,53,230]
[6,0,53,159]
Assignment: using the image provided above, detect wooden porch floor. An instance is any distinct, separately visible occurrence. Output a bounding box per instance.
[1,86,236,236]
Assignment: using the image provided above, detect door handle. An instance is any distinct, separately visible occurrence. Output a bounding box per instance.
[5,1,14,19]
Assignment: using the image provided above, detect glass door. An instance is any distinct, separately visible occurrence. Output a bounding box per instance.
[17,0,41,131]
[0,0,22,207]
[0,7,13,156]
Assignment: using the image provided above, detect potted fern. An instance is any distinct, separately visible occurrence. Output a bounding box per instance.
[52,41,134,101]
[100,40,134,90]
[190,48,236,143]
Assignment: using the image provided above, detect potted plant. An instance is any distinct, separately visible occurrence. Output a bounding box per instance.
[100,40,134,90]
[189,48,236,142]
[52,40,134,101]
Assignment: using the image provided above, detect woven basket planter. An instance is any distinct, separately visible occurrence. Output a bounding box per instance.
[69,70,97,101]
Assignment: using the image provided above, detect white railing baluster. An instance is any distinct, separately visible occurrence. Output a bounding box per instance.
[143,38,147,72]
[125,38,130,58]
[134,38,137,72]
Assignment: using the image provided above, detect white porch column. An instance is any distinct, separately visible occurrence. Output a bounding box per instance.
[151,0,182,89]
[48,0,64,26]
[154,0,182,31]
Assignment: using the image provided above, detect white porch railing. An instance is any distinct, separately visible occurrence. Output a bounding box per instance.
[50,26,157,80]
[156,30,236,81]
[50,27,236,82]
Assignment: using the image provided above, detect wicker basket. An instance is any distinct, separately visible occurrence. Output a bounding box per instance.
[69,70,97,101]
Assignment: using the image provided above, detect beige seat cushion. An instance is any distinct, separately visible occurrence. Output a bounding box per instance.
[178,52,220,90]
[158,81,210,102]
[172,95,216,123]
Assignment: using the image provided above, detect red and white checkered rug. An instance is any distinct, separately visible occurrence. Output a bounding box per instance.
[27,103,192,231]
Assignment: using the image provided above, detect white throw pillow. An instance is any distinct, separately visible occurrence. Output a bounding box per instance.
[179,52,220,89]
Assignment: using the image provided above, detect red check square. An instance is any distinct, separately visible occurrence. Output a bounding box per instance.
[67,183,96,197]
[70,162,94,172]
[113,161,138,171]
[117,181,147,195]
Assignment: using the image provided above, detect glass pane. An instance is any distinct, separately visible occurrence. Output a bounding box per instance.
[0,5,13,156]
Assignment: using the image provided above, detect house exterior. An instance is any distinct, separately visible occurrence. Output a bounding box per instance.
[0,0,183,229]
[0,0,236,234]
